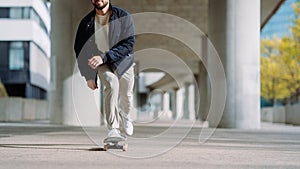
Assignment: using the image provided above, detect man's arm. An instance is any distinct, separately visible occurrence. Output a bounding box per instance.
[74,20,98,82]
[87,79,98,90]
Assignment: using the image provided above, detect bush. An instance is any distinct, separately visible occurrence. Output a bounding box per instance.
[0,82,8,97]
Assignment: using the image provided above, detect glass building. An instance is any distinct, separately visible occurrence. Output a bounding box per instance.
[261,0,300,39]
[0,0,51,99]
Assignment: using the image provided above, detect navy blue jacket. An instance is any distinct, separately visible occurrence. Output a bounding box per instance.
[74,4,135,80]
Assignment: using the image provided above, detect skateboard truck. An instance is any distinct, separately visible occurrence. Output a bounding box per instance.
[104,141,128,151]
[103,137,128,151]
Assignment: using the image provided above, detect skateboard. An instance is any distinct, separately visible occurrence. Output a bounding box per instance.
[103,137,128,151]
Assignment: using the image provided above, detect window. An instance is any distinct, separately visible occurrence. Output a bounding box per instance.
[23,8,30,19]
[0,42,9,70]
[9,42,24,70]
[9,7,30,19]
[0,8,9,18]
[9,8,22,19]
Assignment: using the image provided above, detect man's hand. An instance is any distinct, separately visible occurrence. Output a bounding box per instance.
[88,56,104,69]
[87,80,98,90]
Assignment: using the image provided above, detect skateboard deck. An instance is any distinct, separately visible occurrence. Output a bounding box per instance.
[103,137,128,151]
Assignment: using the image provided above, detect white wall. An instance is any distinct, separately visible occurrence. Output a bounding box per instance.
[30,43,51,90]
[0,20,50,57]
[0,0,50,31]
[0,97,49,122]
[0,0,32,7]
[262,105,300,126]
[285,104,300,126]
[32,0,51,32]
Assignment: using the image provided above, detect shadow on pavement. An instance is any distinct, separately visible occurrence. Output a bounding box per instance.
[0,144,106,151]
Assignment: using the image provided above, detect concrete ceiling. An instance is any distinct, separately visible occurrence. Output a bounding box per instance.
[261,0,285,28]
[146,0,285,90]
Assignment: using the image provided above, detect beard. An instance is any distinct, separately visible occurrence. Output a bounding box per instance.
[93,1,109,10]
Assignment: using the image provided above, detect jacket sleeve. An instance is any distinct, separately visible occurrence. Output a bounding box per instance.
[101,15,135,64]
[74,21,85,59]
[74,21,98,81]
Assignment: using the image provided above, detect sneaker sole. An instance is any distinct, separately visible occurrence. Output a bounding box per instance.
[104,137,126,143]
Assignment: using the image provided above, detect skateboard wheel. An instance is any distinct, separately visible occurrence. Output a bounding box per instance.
[122,144,128,151]
[104,144,109,151]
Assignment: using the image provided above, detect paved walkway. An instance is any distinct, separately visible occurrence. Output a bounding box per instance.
[0,122,300,169]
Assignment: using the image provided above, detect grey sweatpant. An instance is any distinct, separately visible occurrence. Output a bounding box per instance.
[97,64,135,129]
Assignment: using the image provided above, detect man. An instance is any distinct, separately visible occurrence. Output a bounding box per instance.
[74,0,135,141]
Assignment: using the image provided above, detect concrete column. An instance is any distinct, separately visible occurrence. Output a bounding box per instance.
[197,36,210,122]
[171,89,177,120]
[208,0,261,128]
[161,92,172,120]
[162,92,169,113]
[183,84,190,120]
[172,88,183,120]
[183,83,196,120]
[171,88,183,120]
[49,0,92,125]
[188,85,196,120]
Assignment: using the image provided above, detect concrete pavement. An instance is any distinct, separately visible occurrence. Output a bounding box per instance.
[0,122,300,169]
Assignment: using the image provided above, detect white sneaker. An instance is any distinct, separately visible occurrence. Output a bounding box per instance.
[104,129,126,142]
[120,112,134,136]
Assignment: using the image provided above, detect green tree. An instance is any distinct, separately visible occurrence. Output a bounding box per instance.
[292,2,300,41]
[261,38,290,106]
[0,82,8,97]
[261,2,300,105]
[277,36,300,104]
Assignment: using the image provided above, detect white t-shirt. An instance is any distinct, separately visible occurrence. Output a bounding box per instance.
[95,11,111,53]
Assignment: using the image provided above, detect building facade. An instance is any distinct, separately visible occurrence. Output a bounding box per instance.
[0,0,51,99]
[261,0,300,39]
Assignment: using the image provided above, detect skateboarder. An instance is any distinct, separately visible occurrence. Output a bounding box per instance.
[74,0,135,141]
